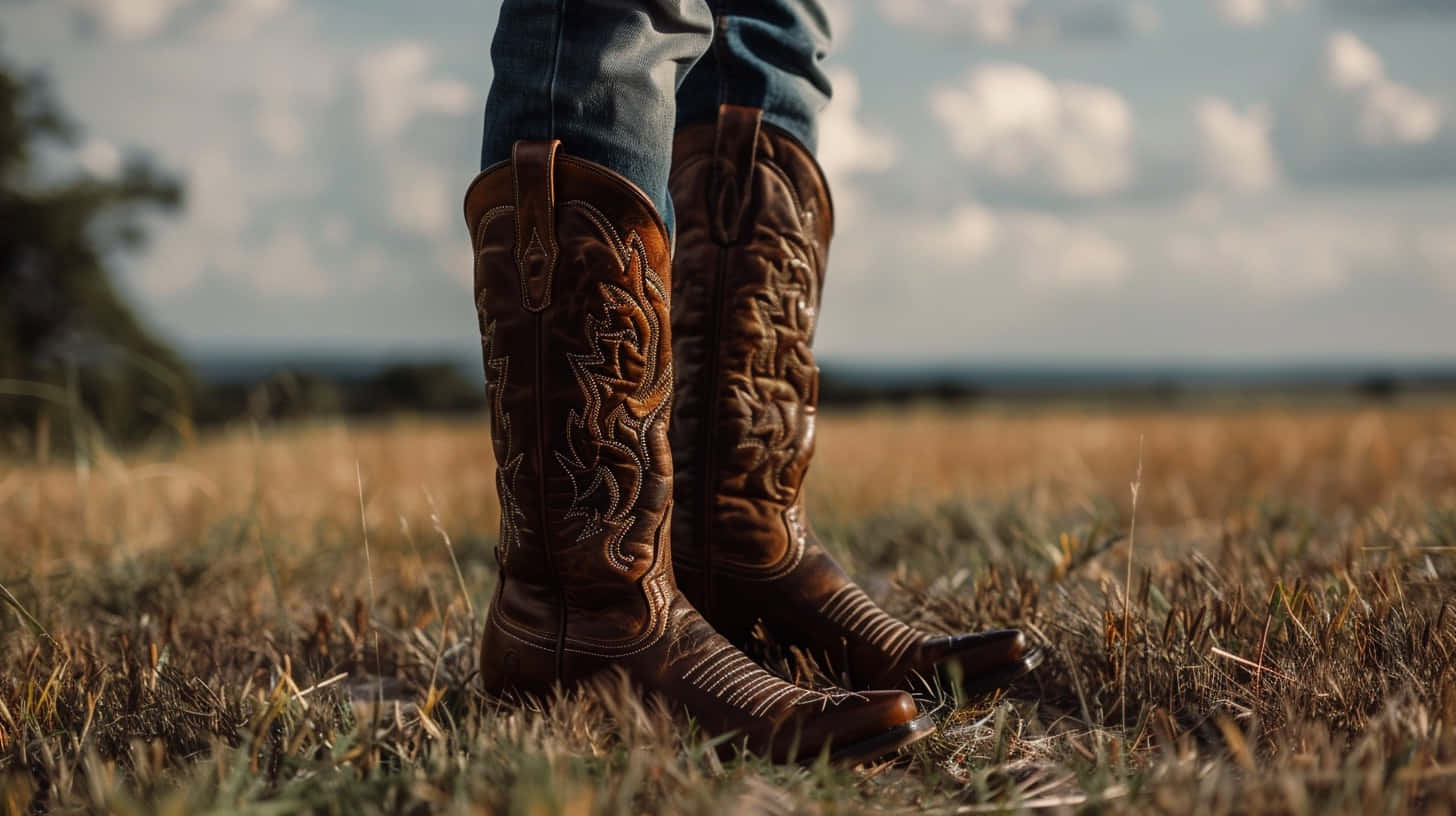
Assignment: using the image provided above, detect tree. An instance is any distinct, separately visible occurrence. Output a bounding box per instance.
[0,55,192,455]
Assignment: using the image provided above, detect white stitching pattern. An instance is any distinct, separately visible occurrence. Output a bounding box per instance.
[683,642,852,717]
[479,317,526,562]
[734,234,818,503]
[818,584,922,661]
[473,204,526,564]
[552,206,673,573]
[477,188,677,662]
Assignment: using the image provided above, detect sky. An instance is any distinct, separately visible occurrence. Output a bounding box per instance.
[2,0,1455,365]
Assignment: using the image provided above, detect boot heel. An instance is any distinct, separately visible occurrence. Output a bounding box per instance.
[478,608,558,699]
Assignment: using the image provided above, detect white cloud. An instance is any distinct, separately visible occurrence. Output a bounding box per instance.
[77,137,123,177]
[199,0,294,39]
[1214,0,1300,27]
[914,204,1000,263]
[1276,31,1450,183]
[359,42,474,144]
[1323,31,1441,147]
[1196,97,1280,193]
[816,67,898,183]
[1128,2,1161,34]
[320,216,353,249]
[912,205,1130,291]
[931,63,1134,197]
[440,243,474,290]
[1331,0,1456,13]
[1007,212,1130,289]
[387,162,454,238]
[811,66,898,271]
[186,149,251,233]
[1355,81,1442,147]
[1163,211,1397,297]
[136,143,327,297]
[1325,30,1382,90]
[250,227,330,297]
[818,184,1456,362]
[61,0,294,40]
[1418,229,1456,289]
[64,0,194,40]
[881,0,1020,41]
[880,0,1155,42]
[255,106,306,157]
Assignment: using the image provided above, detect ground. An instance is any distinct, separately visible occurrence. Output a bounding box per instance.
[2,400,1454,814]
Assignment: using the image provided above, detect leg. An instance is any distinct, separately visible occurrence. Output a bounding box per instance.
[466,0,933,764]
[666,3,1042,694]
[674,0,833,151]
[481,0,716,234]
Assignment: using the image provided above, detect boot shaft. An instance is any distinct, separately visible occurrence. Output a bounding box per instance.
[467,141,677,655]
[668,106,835,592]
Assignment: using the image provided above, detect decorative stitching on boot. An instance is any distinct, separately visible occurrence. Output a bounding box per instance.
[682,642,856,716]
[553,225,673,573]
[817,584,922,661]
[479,317,525,562]
[734,232,819,506]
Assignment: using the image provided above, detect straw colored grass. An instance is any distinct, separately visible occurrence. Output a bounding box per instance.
[2,401,1455,813]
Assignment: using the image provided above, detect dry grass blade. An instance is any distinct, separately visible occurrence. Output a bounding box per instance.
[1121,434,1144,735]
[0,580,55,645]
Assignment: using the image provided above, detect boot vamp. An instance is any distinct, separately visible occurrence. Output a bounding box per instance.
[708,539,1032,692]
[624,592,921,762]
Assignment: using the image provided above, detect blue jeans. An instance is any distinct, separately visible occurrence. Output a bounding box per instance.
[479,0,833,236]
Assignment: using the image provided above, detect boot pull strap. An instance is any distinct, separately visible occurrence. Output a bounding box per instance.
[710,104,762,244]
[512,139,560,311]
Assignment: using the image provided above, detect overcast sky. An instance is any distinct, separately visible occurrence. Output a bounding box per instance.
[3,0,1455,364]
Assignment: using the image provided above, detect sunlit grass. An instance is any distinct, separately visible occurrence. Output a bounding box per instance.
[3,402,1455,813]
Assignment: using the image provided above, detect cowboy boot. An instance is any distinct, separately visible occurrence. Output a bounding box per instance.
[467,140,933,763]
[668,106,1042,695]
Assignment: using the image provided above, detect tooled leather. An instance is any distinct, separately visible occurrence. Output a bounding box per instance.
[668,118,947,687]
[470,150,672,658]
[669,118,1035,692]
[639,594,863,731]
[669,117,832,584]
[511,141,558,310]
[709,104,761,243]
[469,145,921,756]
[479,314,525,565]
[553,214,672,576]
[817,584,921,662]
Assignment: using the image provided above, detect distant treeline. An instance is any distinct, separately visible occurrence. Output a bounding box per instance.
[191,359,1456,425]
[9,356,1456,458]
[816,369,1456,407]
[195,362,486,423]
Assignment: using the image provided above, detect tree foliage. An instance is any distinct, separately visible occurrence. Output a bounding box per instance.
[0,56,192,454]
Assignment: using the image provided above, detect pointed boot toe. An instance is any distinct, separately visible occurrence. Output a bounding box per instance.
[813,690,933,765]
[761,688,931,765]
[908,630,1043,695]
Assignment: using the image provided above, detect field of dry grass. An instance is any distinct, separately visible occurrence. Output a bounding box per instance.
[3,400,1455,814]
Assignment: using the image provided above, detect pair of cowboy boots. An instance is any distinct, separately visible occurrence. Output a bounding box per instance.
[465,107,1038,764]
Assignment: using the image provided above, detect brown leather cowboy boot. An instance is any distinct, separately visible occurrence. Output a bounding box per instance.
[466,140,934,763]
[668,106,1042,695]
